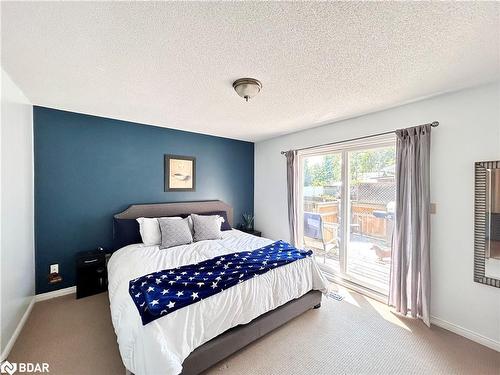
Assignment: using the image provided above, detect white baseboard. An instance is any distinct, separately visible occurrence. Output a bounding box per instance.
[35,286,76,302]
[0,287,77,360]
[431,316,500,352]
[1,297,35,361]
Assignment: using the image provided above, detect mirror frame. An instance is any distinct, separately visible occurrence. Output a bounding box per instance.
[474,160,500,288]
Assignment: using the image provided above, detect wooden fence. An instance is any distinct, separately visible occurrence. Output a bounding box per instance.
[303,200,392,241]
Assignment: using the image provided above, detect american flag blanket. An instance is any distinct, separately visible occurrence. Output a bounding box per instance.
[129,240,312,325]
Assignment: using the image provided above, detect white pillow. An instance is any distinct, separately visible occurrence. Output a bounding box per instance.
[137,216,194,245]
[136,217,162,246]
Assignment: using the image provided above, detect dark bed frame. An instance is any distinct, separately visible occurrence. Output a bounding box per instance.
[115,200,322,375]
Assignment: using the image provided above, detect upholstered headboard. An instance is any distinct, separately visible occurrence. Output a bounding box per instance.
[114,200,233,225]
[112,200,234,250]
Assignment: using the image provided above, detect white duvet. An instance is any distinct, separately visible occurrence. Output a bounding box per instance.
[107,229,327,375]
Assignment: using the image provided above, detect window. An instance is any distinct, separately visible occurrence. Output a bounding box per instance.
[298,135,396,295]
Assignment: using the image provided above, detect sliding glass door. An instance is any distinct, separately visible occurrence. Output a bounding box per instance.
[298,137,395,295]
[300,152,343,274]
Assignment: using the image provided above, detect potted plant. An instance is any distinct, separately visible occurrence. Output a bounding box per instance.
[241,213,254,231]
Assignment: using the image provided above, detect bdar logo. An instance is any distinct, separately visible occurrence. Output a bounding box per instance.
[0,361,17,375]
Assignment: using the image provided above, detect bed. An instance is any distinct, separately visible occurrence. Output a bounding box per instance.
[107,200,327,375]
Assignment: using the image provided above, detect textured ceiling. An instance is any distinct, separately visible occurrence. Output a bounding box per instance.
[2,2,499,141]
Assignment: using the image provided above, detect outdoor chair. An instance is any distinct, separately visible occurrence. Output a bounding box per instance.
[303,212,339,263]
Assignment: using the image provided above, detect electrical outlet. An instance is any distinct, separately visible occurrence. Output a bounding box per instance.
[50,264,59,274]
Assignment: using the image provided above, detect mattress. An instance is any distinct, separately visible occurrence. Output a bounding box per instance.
[107,229,327,375]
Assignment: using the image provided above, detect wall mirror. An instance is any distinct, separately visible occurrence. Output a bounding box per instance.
[474,160,500,288]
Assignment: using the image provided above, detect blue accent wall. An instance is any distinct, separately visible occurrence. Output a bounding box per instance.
[34,107,254,294]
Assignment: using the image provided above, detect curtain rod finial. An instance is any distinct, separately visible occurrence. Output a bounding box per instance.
[431,121,439,127]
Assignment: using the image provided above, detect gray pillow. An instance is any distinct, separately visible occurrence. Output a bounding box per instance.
[158,217,193,249]
[191,214,223,241]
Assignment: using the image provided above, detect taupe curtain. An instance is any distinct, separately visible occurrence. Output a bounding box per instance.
[389,124,431,326]
[285,150,299,245]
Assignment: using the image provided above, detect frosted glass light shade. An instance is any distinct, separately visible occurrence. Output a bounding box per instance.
[233,78,262,101]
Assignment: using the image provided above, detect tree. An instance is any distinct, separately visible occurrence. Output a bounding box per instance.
[304,147,395,187]
[350,147,395,184]
[304,154,341,187]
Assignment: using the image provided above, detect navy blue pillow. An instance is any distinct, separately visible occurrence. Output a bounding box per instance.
[113,218,142,250]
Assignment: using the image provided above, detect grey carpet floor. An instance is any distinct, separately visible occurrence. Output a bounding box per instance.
[8,289,500,375]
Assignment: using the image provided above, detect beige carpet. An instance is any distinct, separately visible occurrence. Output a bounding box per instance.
[8,289,500,375]
[8,293,124,375]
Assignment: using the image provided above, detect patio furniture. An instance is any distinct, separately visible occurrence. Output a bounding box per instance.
[303,212,339,263]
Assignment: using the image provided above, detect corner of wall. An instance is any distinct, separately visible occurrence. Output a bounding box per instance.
[1,67,36,356]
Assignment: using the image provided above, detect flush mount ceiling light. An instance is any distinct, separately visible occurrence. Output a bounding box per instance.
[232,78,262,102]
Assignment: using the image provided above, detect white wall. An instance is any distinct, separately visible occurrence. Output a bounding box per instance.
[0,68,35,358]
[255,82,500,349]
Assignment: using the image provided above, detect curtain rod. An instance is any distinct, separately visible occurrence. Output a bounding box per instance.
[280,121,439,155]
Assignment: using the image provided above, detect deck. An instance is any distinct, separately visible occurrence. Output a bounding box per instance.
[305,235,391,294]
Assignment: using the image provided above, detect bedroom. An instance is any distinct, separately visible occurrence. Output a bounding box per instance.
[1,2,499,375]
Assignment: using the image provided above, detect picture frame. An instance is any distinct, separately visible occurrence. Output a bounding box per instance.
[164,154,196,192]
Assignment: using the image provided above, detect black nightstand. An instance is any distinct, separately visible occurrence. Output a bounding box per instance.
[76,250,107,299]
[240,229,262,237]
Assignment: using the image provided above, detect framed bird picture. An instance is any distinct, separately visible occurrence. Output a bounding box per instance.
[164,154,196,192]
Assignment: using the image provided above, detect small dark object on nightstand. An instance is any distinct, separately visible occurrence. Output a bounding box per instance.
[76,250,108,299]
[313,303,321,309]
